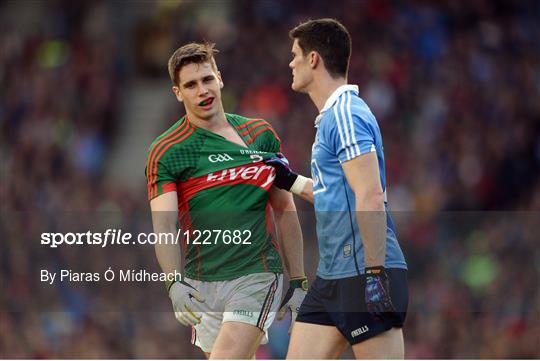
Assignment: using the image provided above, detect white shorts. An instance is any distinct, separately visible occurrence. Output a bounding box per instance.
[185,272,283,353]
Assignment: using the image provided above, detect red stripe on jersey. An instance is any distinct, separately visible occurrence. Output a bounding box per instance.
[177,163,276,203]
[162,183,177,194]
[267,126,281,148]
[246,127,273,145]
[239,121,266,137]
[151,124,194,199]
[147,121,188,198]
[235,118,264,130]
[147,121,188,199]
[148,122,194,199]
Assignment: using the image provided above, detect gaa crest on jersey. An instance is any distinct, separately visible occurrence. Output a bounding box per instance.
[208,153,234,162]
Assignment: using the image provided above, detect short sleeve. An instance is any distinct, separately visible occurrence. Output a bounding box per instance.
[330,109,376,163]
[146,152,177,200]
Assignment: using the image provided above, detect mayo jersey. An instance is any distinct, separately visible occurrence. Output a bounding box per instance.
[311,85,407,279]
[146,114,283,281]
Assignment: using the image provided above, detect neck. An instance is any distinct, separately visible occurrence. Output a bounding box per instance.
[307,74,347,112]
[186,105,228,131]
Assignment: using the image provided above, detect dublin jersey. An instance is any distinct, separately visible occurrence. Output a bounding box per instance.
[146,114,283,281]
[311,85,407,279]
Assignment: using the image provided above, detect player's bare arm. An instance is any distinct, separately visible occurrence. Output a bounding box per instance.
[151,191,205,328]
[269,186,308,331]
[341,152,386,267]
[294,178,314,204]
[269,186,305,278]
[150,191,182,274]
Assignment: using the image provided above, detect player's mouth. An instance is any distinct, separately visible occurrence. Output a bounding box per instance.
[198,97,214,109]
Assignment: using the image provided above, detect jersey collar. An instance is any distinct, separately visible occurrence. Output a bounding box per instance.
[315,84,359,127]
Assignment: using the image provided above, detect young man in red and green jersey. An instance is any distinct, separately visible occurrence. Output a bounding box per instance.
[146,42,307,359]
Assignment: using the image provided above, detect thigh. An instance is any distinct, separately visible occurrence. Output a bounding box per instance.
[192,313,222,354]
[352,327,404,359]
[210,321,264,359]
[210,273,282,358]
[331,269,408,346]
[223,273,282,335]
[289,277,348,358]
[287,321,348,359]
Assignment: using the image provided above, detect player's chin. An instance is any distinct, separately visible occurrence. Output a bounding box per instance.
[197,108,217,120]
[291,81,306,93]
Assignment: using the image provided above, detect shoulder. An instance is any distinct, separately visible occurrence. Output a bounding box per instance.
[228,113,271,132]
[226,113,254,126]
[228,113,281,147]
[325,93,377,130]
[147,118,196,161]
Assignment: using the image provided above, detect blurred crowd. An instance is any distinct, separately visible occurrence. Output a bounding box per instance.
[1,0,539,358]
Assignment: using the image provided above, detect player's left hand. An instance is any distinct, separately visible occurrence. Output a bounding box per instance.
[278,277,308,332]
[364,266,395,318]
[264,153,299,191]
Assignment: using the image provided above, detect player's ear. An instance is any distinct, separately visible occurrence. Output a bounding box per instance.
[309,51,319,69]
[217,71,224,89]
[172,86,183,102]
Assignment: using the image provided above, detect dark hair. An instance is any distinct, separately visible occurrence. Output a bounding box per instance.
[168,42,219,86]
[289,18,351,78]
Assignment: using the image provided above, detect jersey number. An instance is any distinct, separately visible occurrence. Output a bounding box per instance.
[311,159,327,194]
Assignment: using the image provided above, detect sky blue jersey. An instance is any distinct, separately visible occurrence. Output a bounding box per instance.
[311,85,407,279]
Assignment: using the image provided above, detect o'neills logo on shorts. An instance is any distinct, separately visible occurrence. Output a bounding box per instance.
[233,309,254,318]
[206,164,275,188]
[351,325,369,337]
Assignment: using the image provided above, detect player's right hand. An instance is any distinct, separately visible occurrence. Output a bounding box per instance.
[364,266,394,318]
[168,278,205,326]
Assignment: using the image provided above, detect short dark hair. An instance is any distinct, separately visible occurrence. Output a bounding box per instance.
[168,42,219,86]
[289,18,351,78]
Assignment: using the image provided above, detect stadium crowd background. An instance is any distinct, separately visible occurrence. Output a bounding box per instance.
[1,0,539,358]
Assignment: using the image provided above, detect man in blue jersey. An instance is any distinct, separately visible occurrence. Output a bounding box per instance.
[267,19,408,358]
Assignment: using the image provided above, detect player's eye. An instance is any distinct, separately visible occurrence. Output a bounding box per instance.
[203,76,214,83]
[184,82,196,89]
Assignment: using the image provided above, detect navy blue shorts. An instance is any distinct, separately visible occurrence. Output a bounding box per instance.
[296,268,408,345]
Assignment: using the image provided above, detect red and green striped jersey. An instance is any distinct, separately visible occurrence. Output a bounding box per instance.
[146,113,283,281]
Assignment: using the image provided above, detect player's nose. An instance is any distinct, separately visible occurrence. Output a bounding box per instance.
[198,83,209,96]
